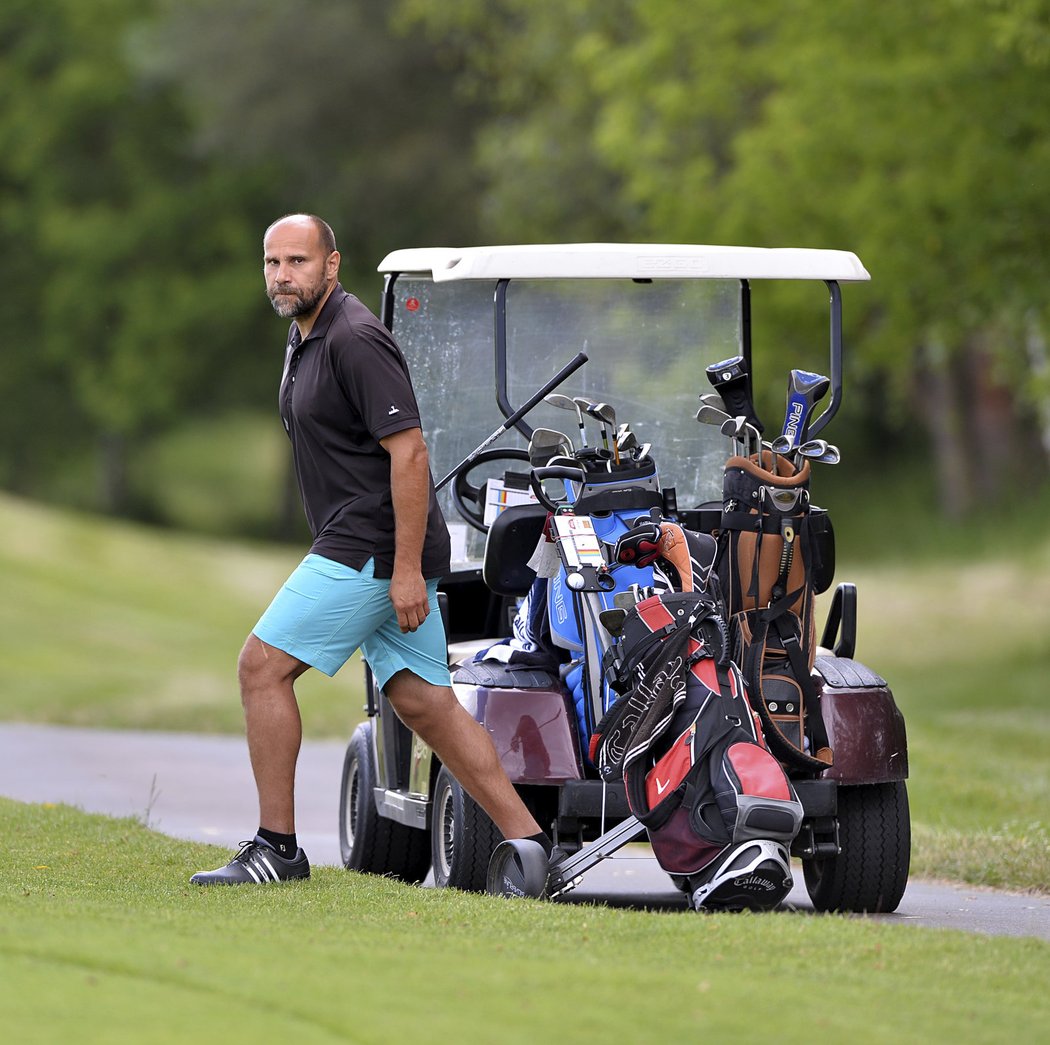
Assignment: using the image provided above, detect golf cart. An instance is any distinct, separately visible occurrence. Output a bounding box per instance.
[338,244,910,912]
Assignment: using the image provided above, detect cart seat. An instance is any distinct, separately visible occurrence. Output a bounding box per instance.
[482,503,548,597]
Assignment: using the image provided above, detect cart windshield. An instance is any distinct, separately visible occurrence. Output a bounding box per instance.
[388,276,743,569]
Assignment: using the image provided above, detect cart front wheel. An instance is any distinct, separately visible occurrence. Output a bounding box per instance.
[339,721,431,882]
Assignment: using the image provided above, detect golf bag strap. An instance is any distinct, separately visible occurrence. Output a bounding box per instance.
[744,610,832,772]
[771,610,831,756]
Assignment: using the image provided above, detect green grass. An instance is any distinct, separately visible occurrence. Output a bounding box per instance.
[2,799,1048,1045]
[0,491,365,738]
[1,487,1048,893]
[814,538,1050,892]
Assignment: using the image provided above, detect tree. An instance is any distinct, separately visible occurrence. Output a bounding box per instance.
[1,0,486,524]
[135,0,487,285]
[0,0,269,512]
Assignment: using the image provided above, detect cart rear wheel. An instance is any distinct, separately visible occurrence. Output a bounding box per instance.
[431,764,502,891]
[803,780,910,912]
[339,721,431,882]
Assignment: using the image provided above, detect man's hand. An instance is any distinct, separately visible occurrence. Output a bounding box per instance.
[389,568,430,633]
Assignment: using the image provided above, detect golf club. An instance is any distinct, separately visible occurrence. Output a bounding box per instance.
[546,392,587,449]
[700,404,761,461]
[572,396,596,450]
[719,415,751,460]
[705,354,765,434]
[528,427,574,466]
[587,402,619,464]
[779,369,830,453]
[797,439,841,465]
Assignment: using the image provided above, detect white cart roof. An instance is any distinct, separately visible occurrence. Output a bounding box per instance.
[378,243,870,282]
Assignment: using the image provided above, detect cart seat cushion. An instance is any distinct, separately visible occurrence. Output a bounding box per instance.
[452,660,560,690]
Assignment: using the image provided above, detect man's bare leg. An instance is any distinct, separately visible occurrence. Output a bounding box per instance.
[384,668,543,839]
[237,634,311,834]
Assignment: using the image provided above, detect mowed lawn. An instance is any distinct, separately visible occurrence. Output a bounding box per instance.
[1,491,1048,1042]
[1,488,1048,892]
[2,799,1049,1045]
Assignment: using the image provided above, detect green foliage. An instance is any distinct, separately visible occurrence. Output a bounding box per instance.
[135,0,484,280]
[0,0,484,521]
[0,0,273,510]
[4,799,1050,1044]
[403,0,1050,368]
[128,410,306,538]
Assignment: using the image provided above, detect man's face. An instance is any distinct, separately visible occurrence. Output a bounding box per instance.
[263,220,336,319]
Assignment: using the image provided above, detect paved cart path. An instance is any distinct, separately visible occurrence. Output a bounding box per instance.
[2,723,1047,940]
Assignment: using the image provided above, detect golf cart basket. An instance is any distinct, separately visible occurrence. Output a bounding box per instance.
[336,243,909,914]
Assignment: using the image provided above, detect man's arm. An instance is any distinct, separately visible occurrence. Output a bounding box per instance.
[379,426,433,633]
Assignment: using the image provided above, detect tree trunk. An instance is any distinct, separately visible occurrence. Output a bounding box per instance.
[98,432,130,516]
[919,334,1036,520]
[918,340,973,521]
[965,334,1027,501]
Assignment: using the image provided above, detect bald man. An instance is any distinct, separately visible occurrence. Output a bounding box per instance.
[192,214,548,885]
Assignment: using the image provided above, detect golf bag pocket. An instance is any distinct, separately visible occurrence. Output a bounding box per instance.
[717,742,803,845]
[647,805,726,877]
[734,607,832,771]
[637,682,802,877]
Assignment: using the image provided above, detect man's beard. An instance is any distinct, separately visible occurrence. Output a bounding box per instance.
[268,280,327,318]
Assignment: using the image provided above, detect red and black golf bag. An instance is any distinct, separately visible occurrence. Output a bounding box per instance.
[592,569,803,911]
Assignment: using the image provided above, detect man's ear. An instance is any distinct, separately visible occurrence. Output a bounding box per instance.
[327,250,341,279]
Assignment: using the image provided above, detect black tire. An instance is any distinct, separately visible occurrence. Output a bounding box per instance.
[487,839,550,899]
[803,780,911,913]
[430,764,503,892]
[338,721,431,882]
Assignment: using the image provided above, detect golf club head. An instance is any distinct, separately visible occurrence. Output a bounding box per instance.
[547,393,588,447]
[705,355,765,434]
[545,392,577,413]
[528,427,574,465]
[798,439,840,465]
[719,416,747,438]
[696,403,732,428]
[780,369,830,451]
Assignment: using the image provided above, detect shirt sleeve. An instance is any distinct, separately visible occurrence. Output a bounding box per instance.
[330,314,422,441]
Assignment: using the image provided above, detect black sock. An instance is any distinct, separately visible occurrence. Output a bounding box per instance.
[526,831,553,858]
[257,827,298,859]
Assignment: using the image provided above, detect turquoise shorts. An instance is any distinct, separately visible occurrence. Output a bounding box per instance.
[252,554,451,688]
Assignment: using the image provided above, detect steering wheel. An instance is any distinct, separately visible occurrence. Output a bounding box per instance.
[451,447,531,533]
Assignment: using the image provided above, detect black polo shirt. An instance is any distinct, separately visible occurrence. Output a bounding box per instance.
[278,284,450,579]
